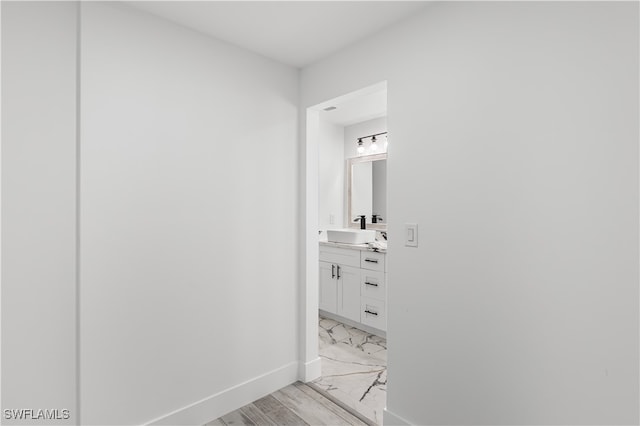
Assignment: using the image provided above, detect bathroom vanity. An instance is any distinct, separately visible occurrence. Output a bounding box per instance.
[318,148,388,336]
[319,241,387,336]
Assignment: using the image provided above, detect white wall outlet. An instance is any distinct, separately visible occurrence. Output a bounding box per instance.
[329,214,335,225]
[405,223,418,247]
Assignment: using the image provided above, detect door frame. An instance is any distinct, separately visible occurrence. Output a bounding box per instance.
[300,81,387,382]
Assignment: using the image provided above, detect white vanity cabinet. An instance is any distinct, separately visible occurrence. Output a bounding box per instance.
[319,245,361,323]
[319,243,387,333]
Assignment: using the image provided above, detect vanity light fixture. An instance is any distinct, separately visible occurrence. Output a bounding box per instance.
[356,131,388,155]
[370,135,378,152]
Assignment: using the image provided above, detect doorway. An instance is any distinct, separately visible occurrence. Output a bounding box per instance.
[304,82,388,425]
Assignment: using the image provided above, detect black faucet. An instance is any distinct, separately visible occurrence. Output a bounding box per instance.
[354,215,366,229]
[372,214,383,223]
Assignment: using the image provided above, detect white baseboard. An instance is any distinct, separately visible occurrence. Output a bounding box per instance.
[145,361,299,425]
[299,356,322,382]
[383,408,411,425]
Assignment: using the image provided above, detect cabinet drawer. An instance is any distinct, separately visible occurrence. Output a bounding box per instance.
[361,297,386,331]
[360,251,385,272]
[319,245,361,268]
[360,270,386,302]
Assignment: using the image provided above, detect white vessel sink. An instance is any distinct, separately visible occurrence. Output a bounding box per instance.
[326,229,376,245]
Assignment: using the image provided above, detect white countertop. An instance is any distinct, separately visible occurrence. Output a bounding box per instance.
[319,240,387,253]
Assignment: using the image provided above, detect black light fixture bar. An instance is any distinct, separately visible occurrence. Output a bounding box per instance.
[358,131,387,140]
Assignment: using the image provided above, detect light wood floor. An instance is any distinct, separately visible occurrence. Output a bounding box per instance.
[204,381,373,426]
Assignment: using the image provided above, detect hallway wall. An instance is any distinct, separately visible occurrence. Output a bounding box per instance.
[2,2,300,424]
[1,2,78,422]
[302,2,639,424]
[79,4,300,424]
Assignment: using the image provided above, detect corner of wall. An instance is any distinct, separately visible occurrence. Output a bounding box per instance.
[298,357,322,383]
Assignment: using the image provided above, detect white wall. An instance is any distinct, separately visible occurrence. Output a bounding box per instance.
[302,2,639,424]
[80,3,299,424]
[1,2,78,423]
[318,119,344,229]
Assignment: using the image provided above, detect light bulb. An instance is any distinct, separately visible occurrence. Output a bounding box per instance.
[370,135,378,152]
[357,138,365,154]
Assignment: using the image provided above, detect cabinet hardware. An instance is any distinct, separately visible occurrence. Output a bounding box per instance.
[364,309,378,316]
[364,258,379,264]
[336,265,341,279]
[364,281,378,287]
[331,264,335,279]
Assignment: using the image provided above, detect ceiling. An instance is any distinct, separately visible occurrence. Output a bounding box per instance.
[124,1,430,68]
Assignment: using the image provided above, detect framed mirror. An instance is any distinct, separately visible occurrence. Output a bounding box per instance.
[347,153,387,230]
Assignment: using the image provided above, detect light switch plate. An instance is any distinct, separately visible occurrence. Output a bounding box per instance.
[405,223,418,247]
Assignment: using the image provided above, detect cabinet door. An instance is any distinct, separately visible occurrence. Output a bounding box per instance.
[319,261,337,313]
[337,264,361,322]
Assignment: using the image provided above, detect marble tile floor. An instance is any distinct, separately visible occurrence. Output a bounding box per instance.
[312,316,387,425]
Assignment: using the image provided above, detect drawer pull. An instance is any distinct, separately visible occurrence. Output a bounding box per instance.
[336,265,341,280]
[364,258,379,264]
[331,264,336,279]
[364,281,378,287]
[364,309,378,316]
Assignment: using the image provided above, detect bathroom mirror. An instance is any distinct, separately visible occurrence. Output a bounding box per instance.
[347,153,387,230]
